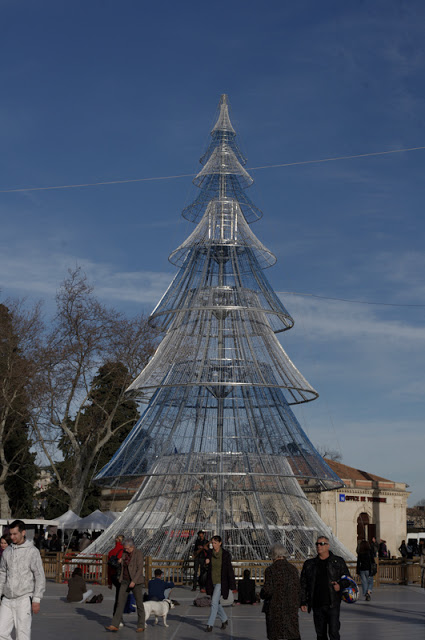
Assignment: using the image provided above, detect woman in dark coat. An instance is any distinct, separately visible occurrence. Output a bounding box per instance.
[260,543,301,640]
[204,535,236,632]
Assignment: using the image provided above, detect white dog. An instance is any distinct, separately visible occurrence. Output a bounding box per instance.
[143,599,175,627]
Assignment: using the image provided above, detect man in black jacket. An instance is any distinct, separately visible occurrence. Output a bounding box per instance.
[300,535,349,640]
[192,531,209,591]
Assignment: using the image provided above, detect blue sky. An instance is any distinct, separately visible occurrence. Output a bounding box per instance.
[1,1,424,506]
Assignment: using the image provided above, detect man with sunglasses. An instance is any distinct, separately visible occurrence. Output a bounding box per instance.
[300,536,349,640]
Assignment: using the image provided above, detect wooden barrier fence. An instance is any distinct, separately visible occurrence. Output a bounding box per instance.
[40,552,423,589]
[41,551,108,585]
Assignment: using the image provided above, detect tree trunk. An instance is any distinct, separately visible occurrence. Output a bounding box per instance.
[67,459,93,515]
[68,482,86,516]
[0,482,12,518]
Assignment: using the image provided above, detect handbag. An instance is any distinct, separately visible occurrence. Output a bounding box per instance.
[108,554,120,570]
[199,565,208,588]
[260,586,271,614]
[123,592,136,613]
[262,598,271,614]
[370,562,377,576]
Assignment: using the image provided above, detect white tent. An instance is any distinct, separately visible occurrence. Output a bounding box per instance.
[104,511,120,521]
[77,509,114,530]
[56,509,82,529]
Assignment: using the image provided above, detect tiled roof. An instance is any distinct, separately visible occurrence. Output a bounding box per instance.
[325,459,392,483]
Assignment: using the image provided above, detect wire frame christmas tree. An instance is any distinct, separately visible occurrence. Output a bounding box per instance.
[91,96,352,560]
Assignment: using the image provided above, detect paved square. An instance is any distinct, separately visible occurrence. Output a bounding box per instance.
[32,582,424,639]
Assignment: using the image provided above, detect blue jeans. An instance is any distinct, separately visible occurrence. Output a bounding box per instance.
[360,570,373,595]
[207,584,227,627]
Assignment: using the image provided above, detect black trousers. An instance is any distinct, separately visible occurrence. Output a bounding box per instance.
[193,556,206,588]
[111,575,121,618]
[313,604,341,640]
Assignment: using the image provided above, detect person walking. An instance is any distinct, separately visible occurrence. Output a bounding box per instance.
[105,537,145,633]
[0,519,46,640]
[204,535,236,632]
[356,540,375,601]
[300,535,349,640]
[192,530,209,591]
[260,543,301,640]
[107,535,124,621]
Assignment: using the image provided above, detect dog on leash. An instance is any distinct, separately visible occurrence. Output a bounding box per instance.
[143,598,175,627]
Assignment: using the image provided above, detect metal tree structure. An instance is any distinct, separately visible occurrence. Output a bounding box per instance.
[91,95,352,560]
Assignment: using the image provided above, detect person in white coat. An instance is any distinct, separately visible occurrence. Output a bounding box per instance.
[0,519,46,640]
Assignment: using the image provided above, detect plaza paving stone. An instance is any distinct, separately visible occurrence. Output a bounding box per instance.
[32,581,424,639]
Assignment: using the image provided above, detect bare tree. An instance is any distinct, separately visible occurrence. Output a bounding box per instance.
[0,300,44,517]
[32,268,158,514]
[316,444,343,462]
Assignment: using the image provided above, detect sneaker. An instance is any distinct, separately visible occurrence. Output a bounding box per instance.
[365,592,371,601]
[105,626,119,632]
[221,620,228,629]
[119,623,124,628]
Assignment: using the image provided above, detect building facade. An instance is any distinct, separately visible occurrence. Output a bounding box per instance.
[308,459,409,557]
